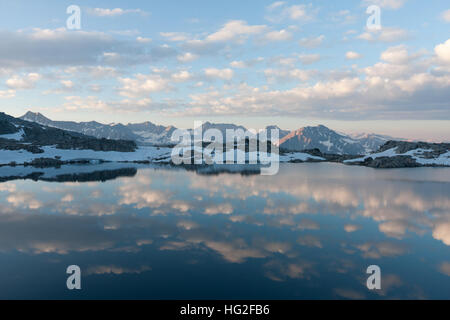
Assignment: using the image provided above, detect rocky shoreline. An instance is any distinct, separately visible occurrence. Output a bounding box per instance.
[1,110,449,170]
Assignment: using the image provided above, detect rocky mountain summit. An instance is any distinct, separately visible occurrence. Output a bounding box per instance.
[21,111,175,146]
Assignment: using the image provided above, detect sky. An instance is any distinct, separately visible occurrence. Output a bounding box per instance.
[0,0,449,141]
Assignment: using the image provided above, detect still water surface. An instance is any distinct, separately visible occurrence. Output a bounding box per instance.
[0,163,449,299]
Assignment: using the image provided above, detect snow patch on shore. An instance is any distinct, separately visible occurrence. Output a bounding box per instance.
[345,147,450,166]
[0,129,25,141]
[0,145,327,166]
[0,146,173,165]
[344,148,398,163]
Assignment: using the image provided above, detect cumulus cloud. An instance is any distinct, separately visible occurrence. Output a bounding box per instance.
[136,36,152,43]
[433,222,450,246]
[173,43,450,120]
[118,73,172,98]
[266,1,286,11]
[0,28,174,69]
[63,95,109,112]
[0,29,116,68]
[380,45,411,64]
[346,51,362,60]
[442,10,450,23]
[435,39,450,63]
[88,8,147,17]
[43,79,77,95]
[358,27,409,43]
[180,20,268,55]
[204,68,234,80]
[160,32,190,42]
[362,0,407,9]
[264,29,293,41]
[177,52,198,63]
[85,265,151,275]
[64,66,120,79]
[0,89,16,98]
[299,35,325,48]
[439,262,450,276]
[206,20,267,43]
[298,54,321,65]
[344,224,361,233]
[334,288,365,300]
[6,73,41,89]
[355,241,407,259]
[204,203,233,215]
[266,2,315,23]
[297,235,323,248]
[230,57,264,69]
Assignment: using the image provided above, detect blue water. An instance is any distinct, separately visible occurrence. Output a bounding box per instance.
[0,163,449,299]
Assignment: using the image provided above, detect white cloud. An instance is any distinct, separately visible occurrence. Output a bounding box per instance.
[265,68,314,82]
[433,222,450,246]
[344,224,361,233]
[180,20,268,54]
[435,39,450,63]
[136,36,152,43]
[264,29,292,41]
[204,203,233,215]
[63,96,109,111]
[299,35,325,48]
[331,10,357,25]
[61,80,74,89]
[204,68,234,80]
[177,52,198,63]
[381,45,410,64]
[118,74,171,98]
[89,8,146,17]
[43,79,76,95]
[0,89,15,98]
[64,66,119,79]
[86,265,151,275]
[266,3,314,22]
[89,84,102,93]
[6,73,41,89]
[358,27,408,43]
[205,20,267,43]
[362,0,407,9]
[286,5,309,20]
[439,262,450,276]
[346,51,362,60]
[298,54,321,65]
[172,70,192,82]
[160,32,190,42]
[230,61,246,68]
[442,10,450,22]
[230,58,264,69]
[267,1,286,11]
[0,28,115,68]
[0,28,176,69]
[176,44,450,120]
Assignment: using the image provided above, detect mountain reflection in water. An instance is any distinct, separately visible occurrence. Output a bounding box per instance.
[0,163,449,299]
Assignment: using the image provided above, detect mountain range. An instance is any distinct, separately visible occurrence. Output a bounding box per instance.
[21,111,399,155]
[0,112,136,154]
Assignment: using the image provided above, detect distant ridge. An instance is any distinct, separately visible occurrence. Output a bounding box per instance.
[21,111,398,154]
